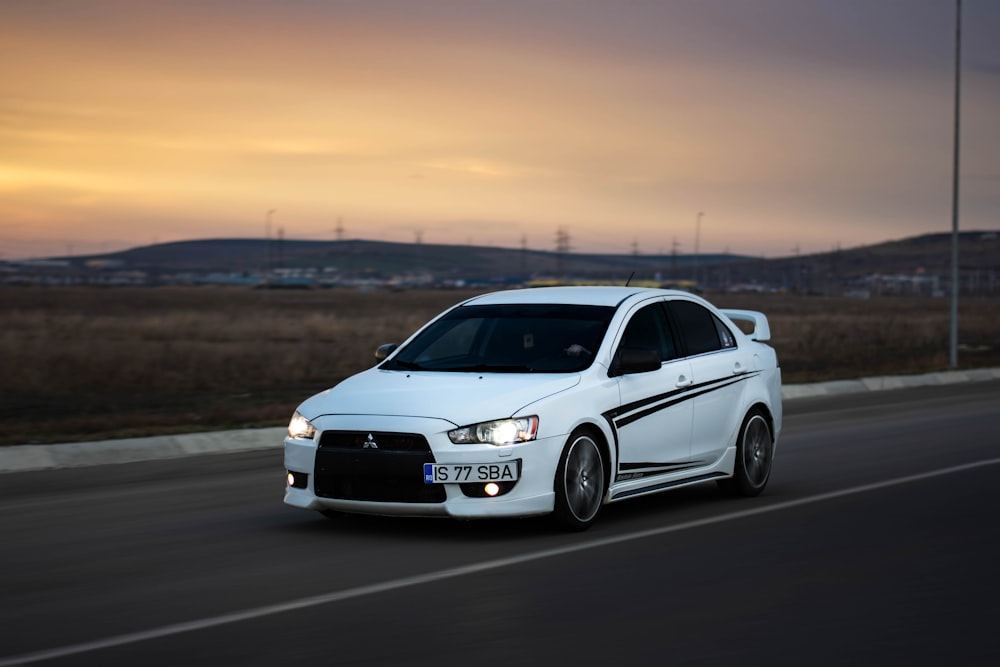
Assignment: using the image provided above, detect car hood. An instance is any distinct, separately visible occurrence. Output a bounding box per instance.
[297,368,582,426]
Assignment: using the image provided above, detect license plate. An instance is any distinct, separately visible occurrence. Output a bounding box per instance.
[423,461,519,484]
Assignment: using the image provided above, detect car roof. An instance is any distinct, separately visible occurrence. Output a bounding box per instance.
[460,286,694,308]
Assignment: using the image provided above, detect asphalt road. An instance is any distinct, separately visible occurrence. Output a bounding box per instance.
[1,381,998,666]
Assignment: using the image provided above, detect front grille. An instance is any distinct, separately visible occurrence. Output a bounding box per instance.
[314,430,445,503]
[319,431,429,452]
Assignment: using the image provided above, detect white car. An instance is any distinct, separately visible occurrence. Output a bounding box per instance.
[284,286,781,530]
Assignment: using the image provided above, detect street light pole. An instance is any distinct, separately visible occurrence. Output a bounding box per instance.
[949,0,961,368]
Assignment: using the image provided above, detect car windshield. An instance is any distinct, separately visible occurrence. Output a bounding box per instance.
[381,303,615,373]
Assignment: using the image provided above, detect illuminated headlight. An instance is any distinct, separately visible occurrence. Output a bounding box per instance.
[448,416,539,446]
[287,411,316,440]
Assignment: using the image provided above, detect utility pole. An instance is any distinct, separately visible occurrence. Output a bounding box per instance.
[671,236,680,281]
[792,243,801,294]
[265,209,275,274]
[277,226,285,269]
[555,227,570,279]
[949,0,962,368]
[694,211,703,286]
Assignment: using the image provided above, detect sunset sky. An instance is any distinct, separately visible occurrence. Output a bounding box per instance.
[2,0,998,260]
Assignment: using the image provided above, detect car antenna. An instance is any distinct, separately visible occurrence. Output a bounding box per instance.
[625,271,635,287]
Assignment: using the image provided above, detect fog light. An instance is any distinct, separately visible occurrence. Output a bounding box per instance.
[287,471,308,489]
[484,482,500,497]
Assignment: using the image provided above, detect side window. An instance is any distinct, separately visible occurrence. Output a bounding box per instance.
[619,303,677,362]
[715,316,737,349]
[668,301,723,356]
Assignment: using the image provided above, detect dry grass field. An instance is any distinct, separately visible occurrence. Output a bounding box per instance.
[1,286,997,445]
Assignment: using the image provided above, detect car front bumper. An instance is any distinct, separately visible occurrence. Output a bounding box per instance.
[283,414,564,520]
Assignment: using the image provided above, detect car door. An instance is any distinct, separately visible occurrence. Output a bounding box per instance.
[610,301,694,481]
[666,299,748,463]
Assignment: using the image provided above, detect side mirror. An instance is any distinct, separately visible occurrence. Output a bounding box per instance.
[610,348,661,377]
[374,343,398,361]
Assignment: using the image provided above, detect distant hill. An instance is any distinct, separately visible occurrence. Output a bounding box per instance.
[56,238,750,282]
[709,231,999,293]
[42,230,1000,292]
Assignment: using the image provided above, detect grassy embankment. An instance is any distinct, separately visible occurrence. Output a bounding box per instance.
[1,286,997,445]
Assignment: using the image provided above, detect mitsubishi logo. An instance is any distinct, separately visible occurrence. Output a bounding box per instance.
[363,433,378,449]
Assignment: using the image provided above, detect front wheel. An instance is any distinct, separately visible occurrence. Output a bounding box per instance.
[719,409,773,497]
[552,430,606,531]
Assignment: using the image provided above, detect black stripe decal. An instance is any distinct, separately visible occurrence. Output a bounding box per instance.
[615,461,703,482]
[607,371,760,423]
[600,371,759,475]
[611,472,728,500]
[615,375,752,429]
[619,460,702,472]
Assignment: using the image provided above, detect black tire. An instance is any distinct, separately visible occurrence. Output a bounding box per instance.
[552,430,606,531]
[718,408,773,497]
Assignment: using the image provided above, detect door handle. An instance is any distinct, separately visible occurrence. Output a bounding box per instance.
[733,362,749,375]
[676,376,693,388]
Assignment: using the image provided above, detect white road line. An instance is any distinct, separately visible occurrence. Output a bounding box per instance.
[2,457,998,667]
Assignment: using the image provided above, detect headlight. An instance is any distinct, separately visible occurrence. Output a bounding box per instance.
[448,416,538,446]
[287,411,316,440]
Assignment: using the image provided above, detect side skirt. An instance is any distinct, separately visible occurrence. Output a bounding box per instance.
[610,472,727,501]
[608,446,736,502]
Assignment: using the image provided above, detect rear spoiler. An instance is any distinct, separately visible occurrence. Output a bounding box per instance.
[720,309,771,342]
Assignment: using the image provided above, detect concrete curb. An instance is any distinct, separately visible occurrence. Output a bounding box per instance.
[0,427,286,474]
[3,367,998,474]
[780,366,1000,399]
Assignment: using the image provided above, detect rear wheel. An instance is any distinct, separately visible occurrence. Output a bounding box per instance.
[719,409,773,497]
[552,430,606,531]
